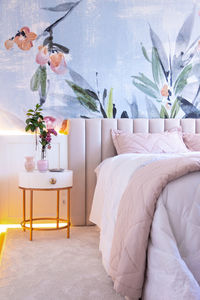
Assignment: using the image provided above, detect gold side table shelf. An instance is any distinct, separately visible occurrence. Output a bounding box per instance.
[18,170,73,241]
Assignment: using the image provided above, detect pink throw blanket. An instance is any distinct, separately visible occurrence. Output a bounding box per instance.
[109,157,200,299]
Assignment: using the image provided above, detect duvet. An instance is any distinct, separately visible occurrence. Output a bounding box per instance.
[89,153,200,300]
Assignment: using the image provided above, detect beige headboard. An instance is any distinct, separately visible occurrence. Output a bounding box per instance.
[68,118,200,225]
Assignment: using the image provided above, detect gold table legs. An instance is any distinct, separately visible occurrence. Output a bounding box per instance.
[23,190,25,232]
[57,190,59,229]
[67,188,70,238]
[20,188,71,241]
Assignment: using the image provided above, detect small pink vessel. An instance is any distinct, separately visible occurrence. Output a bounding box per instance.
[24,156,35,172]
[37,159,49,172]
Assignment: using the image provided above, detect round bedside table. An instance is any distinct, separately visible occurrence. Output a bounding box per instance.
[18,170,73,241]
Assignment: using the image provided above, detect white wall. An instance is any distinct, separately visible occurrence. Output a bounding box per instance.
[0,134,68,224]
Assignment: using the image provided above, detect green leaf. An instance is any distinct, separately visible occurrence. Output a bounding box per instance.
[30,67,41,91]
[26,113,33,116]
[107,88,113,118]
[65,80,99,112]
[170,98,180,118]
[28,109,34,113]
[85,89,99,100]
[25,118,32,124]
[40,66,47,97]
[132,73,159,92]
[132,78,160,100]
[141,43,151,62]
[152,47,165,86]
[25,124,31,132]
[36,103,41,109]
[30,124,36,132]
[174,64,192,95]
[160,105,169,118]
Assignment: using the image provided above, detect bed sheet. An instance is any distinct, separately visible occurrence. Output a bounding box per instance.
[89,152,200,276]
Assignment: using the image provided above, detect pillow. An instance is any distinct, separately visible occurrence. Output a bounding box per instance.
[111,129,189,154]
[183,133,200,151]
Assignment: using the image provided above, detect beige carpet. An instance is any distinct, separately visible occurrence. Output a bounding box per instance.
[0,227,123,300]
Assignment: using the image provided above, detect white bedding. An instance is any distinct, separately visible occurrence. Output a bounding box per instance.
[89,152,200,299]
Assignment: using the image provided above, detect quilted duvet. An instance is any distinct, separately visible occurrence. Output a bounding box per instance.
[109,156,200,300]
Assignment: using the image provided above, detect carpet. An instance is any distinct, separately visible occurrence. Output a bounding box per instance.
[0,227,123,300]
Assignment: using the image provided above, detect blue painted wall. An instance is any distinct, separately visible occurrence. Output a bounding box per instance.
[1,0,200,130]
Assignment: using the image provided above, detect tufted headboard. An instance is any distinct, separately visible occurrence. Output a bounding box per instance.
[68,118,200,225]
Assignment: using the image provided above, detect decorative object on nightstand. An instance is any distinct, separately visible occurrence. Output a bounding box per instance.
[37,127,57,172]
[24,156,35,172]
[25,104,58,172]
[18,170,73,241]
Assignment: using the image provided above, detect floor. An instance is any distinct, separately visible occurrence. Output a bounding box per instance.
[0,226,124,300]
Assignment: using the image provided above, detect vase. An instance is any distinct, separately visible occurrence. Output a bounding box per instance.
[24,156,35,172]
[37,148,48,172]
[37,159,49,172]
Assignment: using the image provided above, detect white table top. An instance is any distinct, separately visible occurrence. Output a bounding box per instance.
[18,170,73,189]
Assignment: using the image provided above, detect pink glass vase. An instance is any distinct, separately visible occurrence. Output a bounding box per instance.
[37,159,49,172]
[24,156,35,172]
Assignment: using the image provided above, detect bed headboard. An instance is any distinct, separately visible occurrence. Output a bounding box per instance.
[68,118,200,225]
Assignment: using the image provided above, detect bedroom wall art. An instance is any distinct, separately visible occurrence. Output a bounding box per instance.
[1,0,200,130]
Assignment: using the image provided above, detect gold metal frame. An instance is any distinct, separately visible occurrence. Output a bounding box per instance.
[19,186,72,241]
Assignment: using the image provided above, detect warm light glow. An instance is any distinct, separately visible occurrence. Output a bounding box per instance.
[0,223,68,233]
[0,130,28,136]
[0,129,65,136]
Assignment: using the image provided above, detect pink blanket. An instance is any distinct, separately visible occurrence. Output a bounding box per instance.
[109,157,200,299]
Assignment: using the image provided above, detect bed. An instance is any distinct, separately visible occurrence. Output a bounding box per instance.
[68,118,200,300]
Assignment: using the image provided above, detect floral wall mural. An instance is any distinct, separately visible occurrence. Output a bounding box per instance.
[1,0,200,130]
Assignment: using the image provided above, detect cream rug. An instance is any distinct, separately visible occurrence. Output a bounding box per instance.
[0,227,123,300]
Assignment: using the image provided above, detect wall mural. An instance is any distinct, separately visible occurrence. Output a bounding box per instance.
[1,0,200,130]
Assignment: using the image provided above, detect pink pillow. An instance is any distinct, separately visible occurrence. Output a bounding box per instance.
[183,133,200,151]
[111,130,189,154]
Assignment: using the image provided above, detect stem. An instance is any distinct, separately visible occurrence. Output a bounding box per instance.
[44,1,81,33]
[35,129,38,151]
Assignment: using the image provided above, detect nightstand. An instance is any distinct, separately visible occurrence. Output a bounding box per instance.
[18,170,73,241]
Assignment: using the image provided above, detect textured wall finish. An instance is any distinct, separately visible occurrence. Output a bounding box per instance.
[1,0,200,130]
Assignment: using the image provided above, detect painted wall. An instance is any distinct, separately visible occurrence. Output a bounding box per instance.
[1,0,200,131]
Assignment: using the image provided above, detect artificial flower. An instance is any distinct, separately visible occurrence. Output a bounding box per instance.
[59,119,70,135]
[36,46,49,66]
[44,116,57,130]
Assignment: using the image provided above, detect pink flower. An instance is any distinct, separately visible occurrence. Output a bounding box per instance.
[50,52,67,75]
[44,116,56,129]
[48,128,57,136]
[36,46,49,66]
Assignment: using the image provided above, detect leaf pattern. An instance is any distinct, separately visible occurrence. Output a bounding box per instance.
[160,105,169,118]
[65,80,99,112]
[107,88,113,118]
[174,7,195,55]
[170,98,180,118]
[30,67,40,91]
[132,78,160,100]
[149,25,169,76]
[129,96,139,118]
[174,64,192,95]
[69,68,94,91]
[178,96,200,118]
[41,2,80,12]
[141,43,151,63]
[152,47,165,86]
[144,98,160,118]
